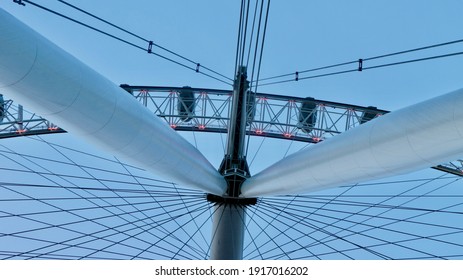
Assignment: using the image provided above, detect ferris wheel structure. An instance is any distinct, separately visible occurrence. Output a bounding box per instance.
[1,3,463,260]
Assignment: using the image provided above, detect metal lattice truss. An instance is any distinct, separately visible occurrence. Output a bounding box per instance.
[0,87,461,176]
[120,85,389,143]
[0,94,65,138]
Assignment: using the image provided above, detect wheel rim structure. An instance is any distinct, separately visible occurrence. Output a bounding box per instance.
[1,2,463,260]
[1,134,463,259]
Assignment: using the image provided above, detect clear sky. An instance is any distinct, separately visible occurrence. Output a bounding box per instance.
[1,1,463,260]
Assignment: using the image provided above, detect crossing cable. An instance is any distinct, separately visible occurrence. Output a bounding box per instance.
[239,0,252,68]
[56,0,232,82]
[244,0,271,158]
[248,0,267,90]
[233,0,246,76]
[251,0,271,93]
[14,0,233,85]
[234,0,256,76]
[245,0,260,69]
[257,38,463,86]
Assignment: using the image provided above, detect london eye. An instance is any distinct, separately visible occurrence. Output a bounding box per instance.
[1,1,463,260]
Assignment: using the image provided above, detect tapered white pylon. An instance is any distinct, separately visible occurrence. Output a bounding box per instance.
[0,8,226,195]
[242,89,463,196]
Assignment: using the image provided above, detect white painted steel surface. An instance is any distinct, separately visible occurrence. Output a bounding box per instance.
[242,89,463,196]
[0,9,226,195]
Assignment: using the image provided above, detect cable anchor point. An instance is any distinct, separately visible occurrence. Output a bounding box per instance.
[358,58,363,71]
[295,71,299,81]
[196,63,201,73]
[13,0,26,6]
[147,41,153,54]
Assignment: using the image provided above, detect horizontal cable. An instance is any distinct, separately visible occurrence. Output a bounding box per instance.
[259,50,463,87]
[259,69,358,86]
[364,51,463,71]
[258,60,357,82]
[18,0,232,85]
[364,38,463,61]
[258,38,463,86]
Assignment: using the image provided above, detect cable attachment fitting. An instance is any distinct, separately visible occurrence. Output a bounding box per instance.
[295,71,299,81]
[196,63,201,73]
[13,0,26,6]
[358,59,363,71]
[147,41,153,54]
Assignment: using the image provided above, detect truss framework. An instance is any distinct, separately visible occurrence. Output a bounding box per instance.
[120,85,390,143]
[0,87,461,176]
[0,95,65,139]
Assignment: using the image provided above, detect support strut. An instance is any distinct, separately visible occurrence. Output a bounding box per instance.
[218,66,251,197]
[210,66,252,259]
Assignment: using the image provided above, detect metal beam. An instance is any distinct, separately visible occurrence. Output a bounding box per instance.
[210,66,251,260]
[0,8,226,195]
[219,66,251,197]
[241,88,463,197]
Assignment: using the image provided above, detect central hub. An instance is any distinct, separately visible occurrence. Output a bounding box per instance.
[206,193,257,206]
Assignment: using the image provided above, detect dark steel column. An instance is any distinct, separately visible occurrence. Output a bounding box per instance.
[211,66,251,259]
[218,66,250,197]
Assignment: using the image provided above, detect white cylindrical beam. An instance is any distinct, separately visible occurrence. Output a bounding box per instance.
[242,89,463,197]
[0,8,226,195]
